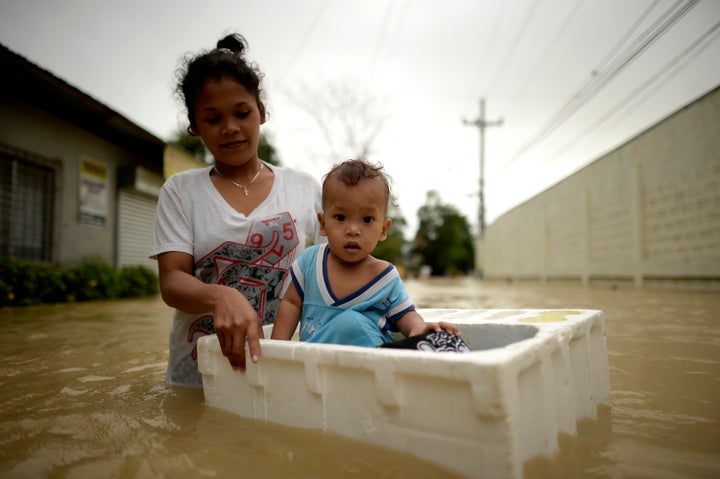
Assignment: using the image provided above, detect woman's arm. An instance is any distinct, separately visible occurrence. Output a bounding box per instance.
[271,283,303,340]
[157,251,263,371]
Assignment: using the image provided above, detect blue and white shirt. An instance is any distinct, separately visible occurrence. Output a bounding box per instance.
[289,244,416,342]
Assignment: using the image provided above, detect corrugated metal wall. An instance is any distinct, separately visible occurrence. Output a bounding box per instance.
[117,189,157,270]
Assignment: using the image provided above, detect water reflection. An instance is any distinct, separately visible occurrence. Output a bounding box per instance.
[0,279,718,478]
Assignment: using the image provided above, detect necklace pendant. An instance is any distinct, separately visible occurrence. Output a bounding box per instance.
[213,163,264,196]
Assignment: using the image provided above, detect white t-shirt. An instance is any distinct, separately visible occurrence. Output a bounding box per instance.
[149,163,323,386]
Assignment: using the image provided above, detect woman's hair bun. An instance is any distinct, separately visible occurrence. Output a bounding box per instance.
[216,33,248,55]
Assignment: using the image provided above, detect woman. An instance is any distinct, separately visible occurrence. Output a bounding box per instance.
[150,33,323,387]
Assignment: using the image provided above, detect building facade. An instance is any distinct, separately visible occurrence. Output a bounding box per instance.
[1,44,166,270]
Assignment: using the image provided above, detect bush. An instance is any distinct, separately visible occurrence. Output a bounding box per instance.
[0,256,158,307]
[117,265,159,298]
[66,257,121,301]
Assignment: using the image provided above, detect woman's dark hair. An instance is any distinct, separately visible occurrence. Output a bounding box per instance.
[176,33,266,130]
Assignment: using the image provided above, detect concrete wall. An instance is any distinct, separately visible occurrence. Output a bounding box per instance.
[483,86,720,290]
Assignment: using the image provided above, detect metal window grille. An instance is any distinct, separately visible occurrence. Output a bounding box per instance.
[0,149,55,262]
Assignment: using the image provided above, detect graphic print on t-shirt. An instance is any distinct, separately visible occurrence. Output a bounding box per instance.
[188,314,214,360]
[198,212,300,325]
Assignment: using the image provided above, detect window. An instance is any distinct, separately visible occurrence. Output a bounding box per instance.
[0,146,56,262]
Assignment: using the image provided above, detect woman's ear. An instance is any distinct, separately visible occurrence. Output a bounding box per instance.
[259,102,267,125]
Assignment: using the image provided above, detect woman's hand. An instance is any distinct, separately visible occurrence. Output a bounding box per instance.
[157,251,263,371]
[212,287,263,371]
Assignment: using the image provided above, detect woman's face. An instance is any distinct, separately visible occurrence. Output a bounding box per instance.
[192,77,265,167]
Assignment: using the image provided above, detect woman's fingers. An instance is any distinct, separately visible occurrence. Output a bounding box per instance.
[246,320,262,365]
[217,316,263,371]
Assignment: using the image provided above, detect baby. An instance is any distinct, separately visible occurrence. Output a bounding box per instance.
[271,159,468,352]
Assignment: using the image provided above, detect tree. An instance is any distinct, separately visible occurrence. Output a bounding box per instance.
[257,131,281,166]
[287,78,388,163]
[412,191,474,276]
[372,197,407,266]
[287,78,408,261]
[171,128,208,163]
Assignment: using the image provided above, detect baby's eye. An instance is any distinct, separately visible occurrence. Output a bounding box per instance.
[334,214,346,221]
[236,111,251,119]
[363,216,375,224]
[203,116,220,125]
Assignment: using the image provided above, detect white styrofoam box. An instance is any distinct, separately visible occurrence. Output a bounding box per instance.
[197,309,609,479]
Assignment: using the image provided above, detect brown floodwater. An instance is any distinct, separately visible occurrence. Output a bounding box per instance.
[0,278,718,478]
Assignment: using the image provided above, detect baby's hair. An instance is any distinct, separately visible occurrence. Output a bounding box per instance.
[175,33,266,130]
[322,158,393,208]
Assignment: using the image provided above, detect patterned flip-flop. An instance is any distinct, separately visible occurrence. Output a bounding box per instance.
[380,330,471,352]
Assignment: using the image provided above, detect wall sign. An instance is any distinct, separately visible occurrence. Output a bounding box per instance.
[79,155,108,227]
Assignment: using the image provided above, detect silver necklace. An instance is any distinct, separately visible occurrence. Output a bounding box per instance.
[213,162,264,196]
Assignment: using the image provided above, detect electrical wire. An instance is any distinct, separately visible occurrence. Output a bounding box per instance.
[464,0,508,112]
[594,0,663,73]
[368,0,397,82]
[500,0,700,170]
[371,0,410,81]
[502,0,587,117]
[485,0,542,95]
[547,20,720,161]
[277,0,331,86]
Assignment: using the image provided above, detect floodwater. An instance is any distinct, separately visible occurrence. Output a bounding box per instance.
[0,279,718,478]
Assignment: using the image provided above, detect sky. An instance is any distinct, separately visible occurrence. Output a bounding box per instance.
[1,0,719,237]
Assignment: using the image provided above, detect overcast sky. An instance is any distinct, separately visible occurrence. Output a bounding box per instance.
[1,0,719,236]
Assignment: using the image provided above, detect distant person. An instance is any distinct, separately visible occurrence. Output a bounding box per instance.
[271,159,470,352]
[149,33,324,387]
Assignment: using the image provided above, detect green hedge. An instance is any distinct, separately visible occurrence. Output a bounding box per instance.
[0,256,158,307]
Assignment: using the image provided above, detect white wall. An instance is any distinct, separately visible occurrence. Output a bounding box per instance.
[483,87,720,290]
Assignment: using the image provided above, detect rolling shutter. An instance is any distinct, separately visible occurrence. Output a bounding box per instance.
[117,189,157,269]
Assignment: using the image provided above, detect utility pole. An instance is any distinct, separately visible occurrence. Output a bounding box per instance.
[464,98,502,277]
[463,98,503,237]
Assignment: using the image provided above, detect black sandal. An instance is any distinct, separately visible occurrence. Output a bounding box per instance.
[380,330,471,352]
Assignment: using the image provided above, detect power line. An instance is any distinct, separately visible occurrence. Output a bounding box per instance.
[594,0,663,73]
[368,0,396,82]
[485,0,542,95]
[548,20,720,161]
[464,0,508,109]
[502,0,587,118]
[508,0,697,162]
[277,0,331,86]
[500,0,700,170]
[372,0,410,79]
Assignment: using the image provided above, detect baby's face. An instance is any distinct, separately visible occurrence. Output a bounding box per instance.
[319,176,390,264]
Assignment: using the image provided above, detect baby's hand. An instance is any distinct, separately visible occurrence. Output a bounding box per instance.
[424,321,461,336]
